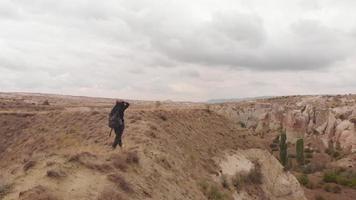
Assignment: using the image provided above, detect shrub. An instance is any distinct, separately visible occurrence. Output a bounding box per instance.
[332,151,341,159]
[199,182,226,200]
[43,100,50,105]
[288,154,296,158]
[0,183,12,199]
[323,170,356,188]
[315,195,325,200]
[304,148,314,153]
[232,173,245,191]
[199,181,209,194]
[305,153,313,159]
[323,184,332,192]
[238,121,246,128]
[232,162,262,190]
[220,175,229,189]
[323,171,338,183]
[273,135,280,144]
[297,174,309,186]
[331,185,342,193]
[302,163,326,174]
[207,186,225,200]
[296,138,304,165]
[248,163,263,184]
[306,181,315,189]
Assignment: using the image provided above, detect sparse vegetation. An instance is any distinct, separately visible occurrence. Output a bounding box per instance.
[315,194,325,200]
[323,169,356,188]
[301,163,326,174]
[107,174,133,193]
[0,182,13,199]
[238,121,246,128]
[232,162,262,191]
[199,181,227,200]
[126,151,140,165]
[305,152,313,159]
[220,175,229,189]
[323,184,332,192]
[297,174,309,186]
[207,186,226,200]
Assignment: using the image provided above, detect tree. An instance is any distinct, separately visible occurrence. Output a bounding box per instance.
[279,129,288,167]
[296,138,304,166]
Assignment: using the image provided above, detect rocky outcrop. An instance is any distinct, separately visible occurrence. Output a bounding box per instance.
[218,149,307,200]
[212,96,356,152]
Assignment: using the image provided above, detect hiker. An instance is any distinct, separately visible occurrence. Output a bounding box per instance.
[109,100,130,149]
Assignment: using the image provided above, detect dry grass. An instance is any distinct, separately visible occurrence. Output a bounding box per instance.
[111,151,140,172]
[47,169,67,178]
[97,188,123,200]
[126,151,139,165]
[23,160,36,172]
[19,185,58,200]
[68,152,113,172]
[107,174,134,193]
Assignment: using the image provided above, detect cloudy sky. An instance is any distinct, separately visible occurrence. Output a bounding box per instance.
[1,0,356,101]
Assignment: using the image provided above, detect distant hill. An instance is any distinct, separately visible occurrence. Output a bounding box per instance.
[207,96,274,103]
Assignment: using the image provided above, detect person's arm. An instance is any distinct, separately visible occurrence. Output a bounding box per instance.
[123,102,130,110]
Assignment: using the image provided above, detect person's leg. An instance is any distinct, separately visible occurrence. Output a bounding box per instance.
[112,126,124,149]
[112,127,121,149]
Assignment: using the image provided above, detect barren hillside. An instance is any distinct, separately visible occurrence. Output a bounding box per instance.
[0,93,355,200]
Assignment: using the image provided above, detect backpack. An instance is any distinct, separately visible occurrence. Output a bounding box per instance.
[108,111,123,128]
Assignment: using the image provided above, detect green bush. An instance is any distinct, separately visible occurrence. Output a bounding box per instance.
[296,138,304,165]
[323,171,338,183]
[323,170,356,188]
[297,174,309,186]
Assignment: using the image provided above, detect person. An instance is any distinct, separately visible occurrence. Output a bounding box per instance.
[108,100,130,149]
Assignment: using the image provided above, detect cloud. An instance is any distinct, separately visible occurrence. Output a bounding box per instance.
[0,0,356,101]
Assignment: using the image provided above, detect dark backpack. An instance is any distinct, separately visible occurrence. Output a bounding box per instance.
[108,112,123,128]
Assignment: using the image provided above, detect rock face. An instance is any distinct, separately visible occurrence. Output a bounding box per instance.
[218,149,307,200]
[212,95,356,152]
